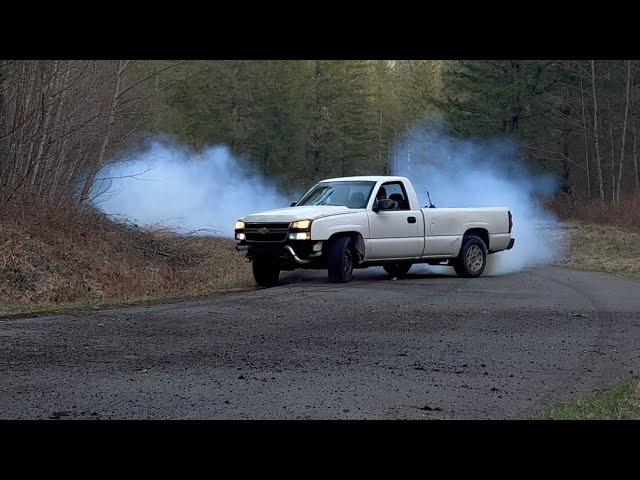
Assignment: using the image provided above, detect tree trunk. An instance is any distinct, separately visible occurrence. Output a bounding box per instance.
[616,60,632,204]
[561,135,572,196]
[48,115,72,202]
[6,62,36,191]
[579,68,591,198]
[609,117,615,203]
[37,62,71,196]
[590,60,605,201]
[79,60,126,205]
[29,61,60,190]
[378,105,383,171]
[633,129,639,193]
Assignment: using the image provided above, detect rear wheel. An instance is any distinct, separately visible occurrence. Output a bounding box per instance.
[383,262,412,278]
[453,235,487,278]
[328,236,355,283]
[252,256,280,287]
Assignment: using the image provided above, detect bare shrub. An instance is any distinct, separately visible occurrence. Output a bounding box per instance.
[547,194,640,232]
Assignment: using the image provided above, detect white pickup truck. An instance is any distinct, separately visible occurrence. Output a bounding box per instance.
[235,176,514,286]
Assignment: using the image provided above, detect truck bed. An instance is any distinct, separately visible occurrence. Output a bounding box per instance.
[419,207,511,257]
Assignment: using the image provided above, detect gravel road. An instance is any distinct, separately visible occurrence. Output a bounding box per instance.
[1,265,639,419]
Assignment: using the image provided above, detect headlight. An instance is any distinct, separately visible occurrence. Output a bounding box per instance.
[288,232,311,241]
[236,232,246,241]
[235,220,245,230]
[291,219,312,230]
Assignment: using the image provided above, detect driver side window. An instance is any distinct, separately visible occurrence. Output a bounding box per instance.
[376,182,409,210]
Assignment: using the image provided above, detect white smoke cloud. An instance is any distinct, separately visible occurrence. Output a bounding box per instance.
[96,123,564,276]
[394,120,564,275]
[94,139,289,236]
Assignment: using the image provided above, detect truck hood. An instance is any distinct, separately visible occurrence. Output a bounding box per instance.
[242,205,355,223]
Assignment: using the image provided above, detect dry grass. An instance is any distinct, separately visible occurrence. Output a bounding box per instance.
[563,221,640,281]
[0,200,253,317]
[550,193,640,280]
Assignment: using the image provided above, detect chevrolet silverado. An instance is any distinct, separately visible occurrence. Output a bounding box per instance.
[235,176,514,286]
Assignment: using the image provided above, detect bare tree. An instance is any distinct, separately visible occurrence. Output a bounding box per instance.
[78,60,127,204]
[579,68,591,198]
[591,60,605,201]
[0,60,183,207]
[616,60,632,204]
[634,130,639,193]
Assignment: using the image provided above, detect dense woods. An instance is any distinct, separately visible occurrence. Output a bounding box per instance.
[2,59,640,207]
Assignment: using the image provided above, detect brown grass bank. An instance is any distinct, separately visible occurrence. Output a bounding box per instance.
[0,201,252,317]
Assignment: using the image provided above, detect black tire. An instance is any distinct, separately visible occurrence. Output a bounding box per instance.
[382,262,412,278]
[453,235,487,278]
[252,256,280,287]
[327,236,355,283]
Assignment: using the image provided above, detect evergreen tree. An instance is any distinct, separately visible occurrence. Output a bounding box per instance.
[441,60,555,139]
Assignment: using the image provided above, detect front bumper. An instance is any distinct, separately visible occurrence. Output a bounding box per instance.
[235,240,323,265]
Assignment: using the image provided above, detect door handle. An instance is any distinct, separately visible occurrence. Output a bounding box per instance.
[407,216,416,224]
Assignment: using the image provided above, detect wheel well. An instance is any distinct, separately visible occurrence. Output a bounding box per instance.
[463,228,489,249]
[326,232,365,259]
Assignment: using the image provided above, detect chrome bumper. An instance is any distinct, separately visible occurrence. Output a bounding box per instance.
[283,245,310,264]
[235,242,312,265]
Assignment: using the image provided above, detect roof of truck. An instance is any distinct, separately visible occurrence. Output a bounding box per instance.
[320,175,409,183]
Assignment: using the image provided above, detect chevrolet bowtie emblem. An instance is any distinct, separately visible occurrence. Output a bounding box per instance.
[258,227,269,235]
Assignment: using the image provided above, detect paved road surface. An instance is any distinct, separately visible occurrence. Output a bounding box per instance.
[1,265,639,419]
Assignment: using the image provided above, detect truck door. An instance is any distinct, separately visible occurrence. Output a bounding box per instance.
[367,181,424,259]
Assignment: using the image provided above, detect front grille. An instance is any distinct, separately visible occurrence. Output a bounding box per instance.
[245,222,291,230]
[245,232,288,242]
[244,222,291,243]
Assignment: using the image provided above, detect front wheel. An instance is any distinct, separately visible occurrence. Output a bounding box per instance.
[252,256,280,287]
[383,262,412,278]
[328,236,355,283]
[453,235,487,278]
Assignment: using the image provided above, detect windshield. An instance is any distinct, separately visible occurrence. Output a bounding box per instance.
[296,181,376,209]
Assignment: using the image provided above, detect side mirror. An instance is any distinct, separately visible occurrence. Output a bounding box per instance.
[290,202,297,207]
[373,198,396,212]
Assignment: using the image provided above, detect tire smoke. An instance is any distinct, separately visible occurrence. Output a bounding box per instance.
[394,121,565,275]
[94,139,289,236]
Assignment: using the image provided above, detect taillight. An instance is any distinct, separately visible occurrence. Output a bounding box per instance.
[508,211,513,233]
